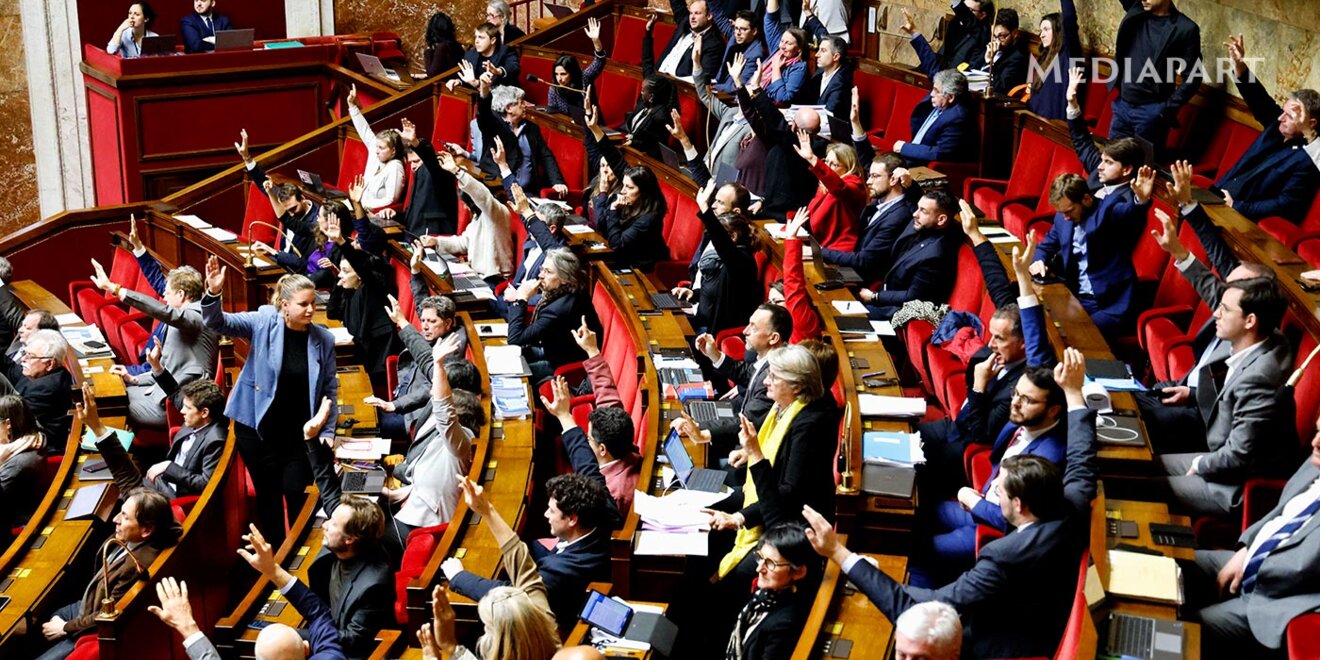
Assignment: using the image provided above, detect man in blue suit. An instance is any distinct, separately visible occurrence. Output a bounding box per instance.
[820,147,919,283]
[795,36,851,120]
[804,347,1098,660]
[894,11,977,166]
[1107,0,1201,149]
[707,8,765,93]
[493,183,568,315]
[181,0,232,54]
[1032,70,1154,336]
[1210,34,1320,222]
[859,189,963,320]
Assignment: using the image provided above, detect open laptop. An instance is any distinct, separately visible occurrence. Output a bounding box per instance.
[214,28,255,52]
[656,142,684,169]
[663,430,726,492]
[341,468,387,495]
[296,169,347,198]
[686,399,735,424]
[140,34,177,57]
[1105,612,1185,660]
[545,4,575,19]
[579,590,677,656]
[356,52,403,84]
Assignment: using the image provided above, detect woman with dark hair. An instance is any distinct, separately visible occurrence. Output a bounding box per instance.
[201,258,338,551]
[674,180,762,335]
[583,103,669,271]
[0,395,44,535]
[324,214,399,392]
[546,18,606,114]
[726,523,822,659]
[424,11,463,77]
[503,248,601,383]
[620,74,677,157]
[1026,0,1078,120]
[107,2,157,58]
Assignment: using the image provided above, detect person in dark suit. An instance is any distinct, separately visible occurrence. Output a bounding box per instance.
[980,9,1029,96]
[804,347,1098,660]
[819,144,920,283]
[1026,0,1080,121]
[325,214,399,391]
[0,257,27,351]
[859,190,963,320]
[446,23,520,91]
[495,184,570,316]
[473,84,568,195]
[795,35,851,120]
[918,220,1054,499]
[301,399,394,659]
[1187,423,1320,657]
[180,0,232,54]
[678,304,794,458]
[5,309,57,362]
[1210,35,1320,222]
[896,13,977,165]
[34,483,181,659]
[395,118,458,237]
[673,183,761,336]
[92,358,227,498]
[583,106,669,270]
[202,261,338,552]
[650,0,724,82]
[0,329,73,445]
[446,472,615,630]
[731,52,827,219]
[1137,165,1274,453]
[725,524,821,659]
[0,396,47,536]
[485,0,525,45]
[1149,276,1296,517]
[708,7,765,93]
[1108,0,1202,148]
[937,0,993,70]
[504,248,602,384]
[158,524,348,660]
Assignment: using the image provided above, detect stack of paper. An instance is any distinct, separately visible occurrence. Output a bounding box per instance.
[327,326,354,345]
[635,530,708,556]
[200,227,239,243]
[1107,550,1184,604]
[485,345,531,377]
[857,394,926,418]
[563,224,595,235]
[54,312,83,326]
[175,214,211,229]
[491,376,531,419]
[335,437,391,460]
[862,431,925,465]
[832,300,867,316]
[62,326,112,358]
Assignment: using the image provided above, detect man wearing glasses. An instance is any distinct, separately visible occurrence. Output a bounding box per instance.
[0,329,73,447]
[979,9,1028,95]
[707,7,766,93]
[895,11,976,166]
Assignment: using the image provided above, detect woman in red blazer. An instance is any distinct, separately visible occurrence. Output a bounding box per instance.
[794,136,866,251]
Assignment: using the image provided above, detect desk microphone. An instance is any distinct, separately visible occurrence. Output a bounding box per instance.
[1288,341,1320,387]
[526,74,584,94]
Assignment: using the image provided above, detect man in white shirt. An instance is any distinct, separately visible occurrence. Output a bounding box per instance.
[651,0,723,82]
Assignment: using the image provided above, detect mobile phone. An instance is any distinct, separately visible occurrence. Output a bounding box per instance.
[84,340,108,350]
[247,619,274,631]
[814,281,845,291]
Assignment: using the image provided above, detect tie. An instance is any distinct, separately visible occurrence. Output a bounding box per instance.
[204,16,213,36]
[1241,493,1320,593]
[984,427,1025,494]
[913,108,942,144]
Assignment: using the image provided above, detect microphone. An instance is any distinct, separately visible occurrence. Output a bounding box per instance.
[1288,341,1320,387]
[100,538,145,615]
[526,74,584,94]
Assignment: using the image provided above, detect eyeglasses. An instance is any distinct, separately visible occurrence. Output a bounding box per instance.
[1011,389,1045,406]
[754,551,794,571]
[20,353,53,363]
[992,31,1012,41]
[733,24,754,33]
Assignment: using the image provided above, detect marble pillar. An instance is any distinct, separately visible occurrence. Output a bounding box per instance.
[287,0,336,38]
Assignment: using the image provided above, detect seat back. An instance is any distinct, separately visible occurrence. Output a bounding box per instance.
[395,523,449,625]
[661,187,702,266]
[610,14,649,66]
[434,92,473,149]
[391,257,421,328]
[519,51,557,106]
[875,84,927,152]
[242,182,281,246]
[1292,333,1320,444]
[596,68,642,130]
[852,69,895,137]
[1052,549,1093,660]
[539,124,588,191]
[1003,129,1057,202]
[947,243,984,313]
[98,305,135,362]
[337,137,370,191]
[120,321,151,367]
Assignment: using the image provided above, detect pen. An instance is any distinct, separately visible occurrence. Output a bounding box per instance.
[861,370,887,377]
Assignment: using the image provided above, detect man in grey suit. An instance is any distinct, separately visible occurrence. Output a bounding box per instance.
[149,526,348,660]
[1154,275,1296,517]
[1190,422,1320,656]
[683,33,752,186]
[91,234,218,430]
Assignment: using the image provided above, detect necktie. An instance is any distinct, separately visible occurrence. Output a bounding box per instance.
[1241,493,1320,593]
[204,16,213,36]
[984,427,1025,494]
[913,108,942,144]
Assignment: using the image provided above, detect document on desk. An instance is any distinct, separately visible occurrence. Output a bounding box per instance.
[200,227,239,243]
[55,312,83,326]
[633,490,720,530]
[327,326,354,345]
[563,224,594,235]
[335,437,390,460]
[485,345,532,377]
[857,394,926,417]
[175,214,211,229]
[832,300,867,316]
[1107,549,1184,605]
[635,530,709,556]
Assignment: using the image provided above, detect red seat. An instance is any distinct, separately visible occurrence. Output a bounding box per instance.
[1287,613,1320,659]
[385,355,400,397]
[97,305,141,363]
[964,129,1057,221]
[1260,192,1320,248]
[67,635,98,660]
[395,523,449,625]
[519,51,556,106]
[596,68,641,130]
[1052,549,1093,660]
[69,247,144,323]
[391,258,420,328]
[715,326,746,364]
[434,92,473,149]
[1191,119,1259,182]
[120,321,151,367]
[947,243,984,313]
[852,70,895,142]
[1001,145,1083,240]
[902,320,936,397]
[870,84,928,154]
[337,138,370,193]
[242,182,281,247]
[539,125,588,192]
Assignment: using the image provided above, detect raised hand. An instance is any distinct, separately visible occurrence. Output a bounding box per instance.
[538,376,573,420]
[1169,159,1194,206]
[234,128,251,162]
[509,182,533,217]
[128,214,145,252]
[237,523,280,579]
[696,178,718,214]
[433,332,463,362]
[458,475,494,517]
[584,96,602,135]
[1131,165,1156,205]
[785,206,811,236]
[436,150,460,175]
[346,83,359,109]
[1012,230,1038,284]
[694,332,721,362]
[76,381,105,437]
[737,414,763,463]
[645,12,657,32]
[957,199,983,243]
[490,135,509,170]
[1224,33,1245,72]
[1053,347,1086,396]
[145,343,163,374]
[90,258,114,293]
[1151,208,1189,260]
[147,578,201,639]
[400,118,418,147]
[665,108,690,148]
[849,85,862,134]
[409,241,425,274]
[585,16,602,43]
[572,315,599,357]
[324,215,344,245]
[482,60,502,79]
[348,174,365,206]
[802,504,844,561]
[1066,67,1083,107]
[792,128,817,164]
[692,31,703,72]
[425,583,458,657]
[727,52,747,89]
[747,58,764,94]
[302,397,334,441]
[384,294,408,326]
[204,255,225,296]
[457,60,477,86]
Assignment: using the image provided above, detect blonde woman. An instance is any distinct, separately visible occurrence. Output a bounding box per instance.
[201,258,338,550]
[793,138,866,251]
[419,476,560,660]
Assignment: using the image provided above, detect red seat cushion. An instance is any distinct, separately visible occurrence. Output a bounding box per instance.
[596,68,642,129]
[395,523,449,625]
[243,182,280,246]
[434,93,472,149]
[337,138,370,192]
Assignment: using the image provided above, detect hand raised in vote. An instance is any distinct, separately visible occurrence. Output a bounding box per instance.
[204,255,226,296]
[346,83,359,109]
[538,376,573,420]
[572,315,599,357]
[148,577,201,638]
[234,128,251,162]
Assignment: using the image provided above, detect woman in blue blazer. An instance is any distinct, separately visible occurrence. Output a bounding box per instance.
[201,256,338,550]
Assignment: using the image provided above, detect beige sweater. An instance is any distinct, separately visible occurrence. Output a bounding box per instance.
[432,170,514,279]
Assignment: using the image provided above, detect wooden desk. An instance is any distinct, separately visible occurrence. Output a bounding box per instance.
[562,582,669,660]
[793,549,907,660]
[10,280,126,411]
[335,364,381,436]
[1107,498,1195,562]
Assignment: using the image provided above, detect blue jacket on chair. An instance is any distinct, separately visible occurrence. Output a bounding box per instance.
[200,296,338,443]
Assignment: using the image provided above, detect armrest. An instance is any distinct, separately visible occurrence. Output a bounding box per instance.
[1136,304,1195,350]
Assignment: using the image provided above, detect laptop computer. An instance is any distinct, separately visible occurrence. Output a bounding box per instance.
[341,468,387,495]
[579,590,678,656]
[296,169,347,198]
[214,28,255,52]
[656,142,684,169]
[663,430,726,492]
[356,52,403,84]
[545,4,575,19]
[1105,612,1185,660]
[649,292,687,310]
[686,399,735,424]
[140,34,177,57]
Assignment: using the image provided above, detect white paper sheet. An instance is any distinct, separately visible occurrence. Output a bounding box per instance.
[857,394,926,417]
[832,300,867,316]
[55,312,83,326]
[563,224,594,235]
[635,530,709,556]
